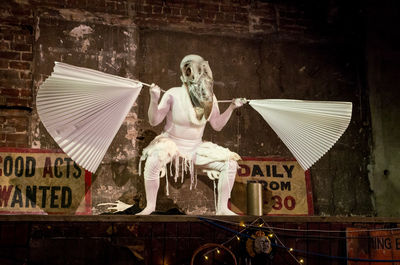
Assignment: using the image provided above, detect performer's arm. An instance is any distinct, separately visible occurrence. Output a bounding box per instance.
[209,97,244,131]
[148,84,172,126]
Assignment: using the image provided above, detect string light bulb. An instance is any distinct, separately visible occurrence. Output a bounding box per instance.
[289,248,294,252]
[268,233,274,238]
[204,255,209,260]
[236,236,240,241]
[239,221,246,227]
[299,258,304,263]
[216,249,220,254]
[258,223,264,227]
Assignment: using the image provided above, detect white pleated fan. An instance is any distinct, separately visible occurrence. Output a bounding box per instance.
[36,62,143,173]
[249,99,352,170]
[37,62,352,173]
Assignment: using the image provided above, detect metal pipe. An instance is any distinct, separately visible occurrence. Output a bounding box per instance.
[247,182,263,216]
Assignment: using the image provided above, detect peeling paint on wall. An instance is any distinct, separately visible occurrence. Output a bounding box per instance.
[69,25,93,39]
[81,38,90,53]
[39,44,44,62]
[13,0,29,5]
[20,0,377,216]
[35,16,40,41]
[125,112,139,150]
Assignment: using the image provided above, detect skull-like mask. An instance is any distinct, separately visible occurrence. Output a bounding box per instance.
[180,54,214,120]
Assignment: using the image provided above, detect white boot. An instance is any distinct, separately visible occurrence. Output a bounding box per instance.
[136,178,160,215]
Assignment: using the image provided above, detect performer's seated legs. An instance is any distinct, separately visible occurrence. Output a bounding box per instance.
[137,153,163,215]
[200,160,238,215]
[217,160,238,215]
[138,136,239,215]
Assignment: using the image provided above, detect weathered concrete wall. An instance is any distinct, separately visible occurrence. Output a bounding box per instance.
[136,29,372,215]
[367,2,400,216]
[0,0,380,216]
[29,7,142,214]
[258,38,372,216]
[136,30,262,214]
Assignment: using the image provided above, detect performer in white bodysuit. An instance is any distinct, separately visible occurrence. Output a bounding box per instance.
[138,54,245,215]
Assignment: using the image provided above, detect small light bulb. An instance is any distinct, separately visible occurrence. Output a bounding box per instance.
[268,233,274,238]
[236,236,240,241]
[259,224,263,227]
[240,221,246,227]
[289,248,294,252]
[204,255,209,260]
[216,249,220,254]
[299,258,304,263]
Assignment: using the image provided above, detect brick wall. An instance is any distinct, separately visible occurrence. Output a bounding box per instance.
[131,0,306,36]
[0,0,372,216]
[0,0,319,148]
[0,1,34,147]
[25,0,312,36]
[0,0,314,149]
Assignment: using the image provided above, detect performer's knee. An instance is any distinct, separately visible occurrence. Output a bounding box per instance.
[143,154,162,180]
[227,160,239,176]
[223,160,238,183]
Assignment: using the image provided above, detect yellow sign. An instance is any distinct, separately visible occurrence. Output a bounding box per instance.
[0,148,91,215]
[230,157,313,215]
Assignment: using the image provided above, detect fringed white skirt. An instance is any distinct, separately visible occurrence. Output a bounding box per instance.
[139,132,240,195]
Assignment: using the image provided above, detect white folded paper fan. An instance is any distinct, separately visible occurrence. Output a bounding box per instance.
[36,62,143,173]
[37,62,352,173]
[249,99,352,170]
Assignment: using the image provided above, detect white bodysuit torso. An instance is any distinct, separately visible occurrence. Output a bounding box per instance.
[156,85,218,141]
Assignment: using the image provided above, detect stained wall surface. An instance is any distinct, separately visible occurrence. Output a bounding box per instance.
[1,0,395,216]
[367,2,400,217]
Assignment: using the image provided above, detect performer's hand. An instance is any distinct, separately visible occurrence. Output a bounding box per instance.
[150,83,161,103]
[231,98,247,109]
